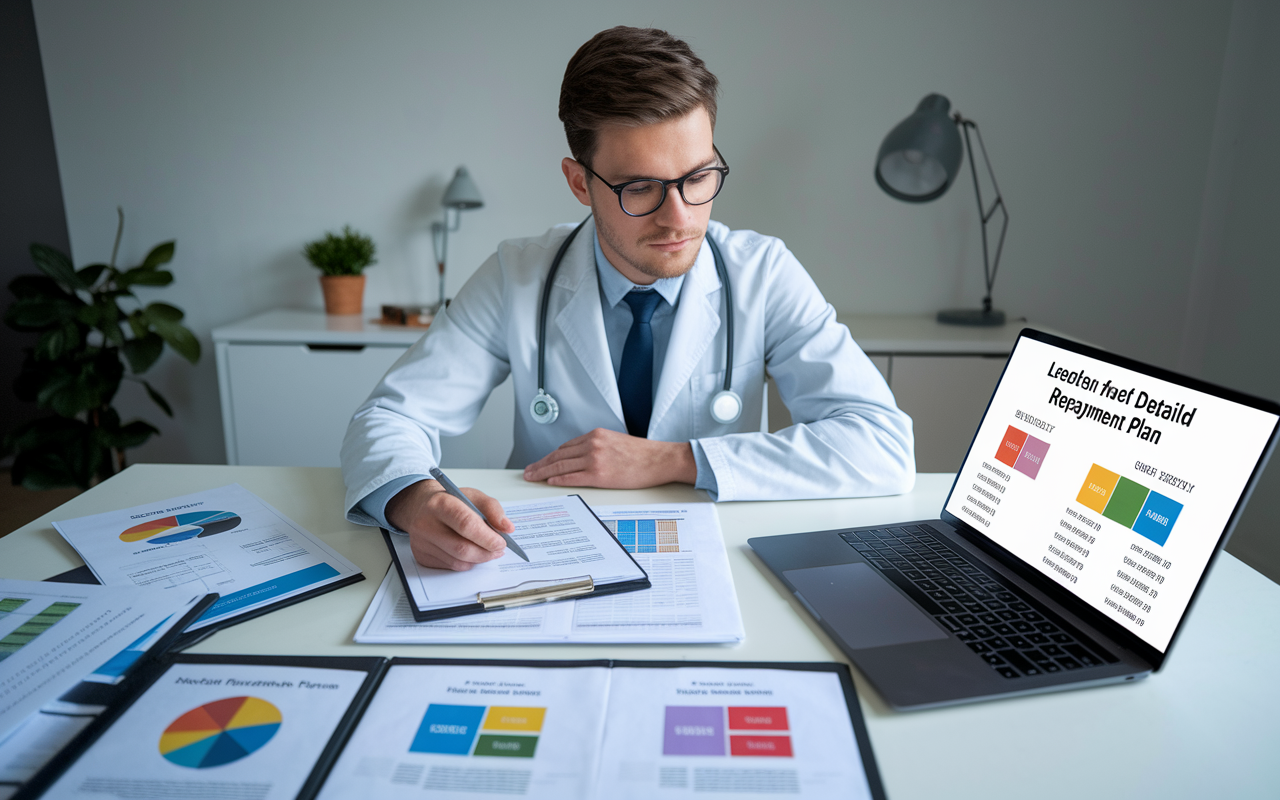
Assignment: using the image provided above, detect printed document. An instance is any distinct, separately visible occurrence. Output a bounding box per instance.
[53,484,361,631]
[40,662,367,800]
[0,579,202,744]
[359,503,743,643]
[389,495,646,613]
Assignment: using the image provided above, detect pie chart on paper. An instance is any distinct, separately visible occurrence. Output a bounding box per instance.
[158,696,282,768]
[119,511,242,544]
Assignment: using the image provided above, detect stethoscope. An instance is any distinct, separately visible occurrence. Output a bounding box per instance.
[529,216,743,427]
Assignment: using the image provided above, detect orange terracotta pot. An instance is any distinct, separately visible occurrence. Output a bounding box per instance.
[320,275,365,315]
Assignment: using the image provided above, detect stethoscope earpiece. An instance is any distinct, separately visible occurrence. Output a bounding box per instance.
[531,216,738,428]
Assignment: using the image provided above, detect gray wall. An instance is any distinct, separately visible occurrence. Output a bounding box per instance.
[1,0,70,455]
[31,0,1237,466]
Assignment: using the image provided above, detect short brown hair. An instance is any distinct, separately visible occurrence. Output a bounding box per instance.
[559,26,719,165]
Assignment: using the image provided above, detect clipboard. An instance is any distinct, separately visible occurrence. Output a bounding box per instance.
[381,494,651,622]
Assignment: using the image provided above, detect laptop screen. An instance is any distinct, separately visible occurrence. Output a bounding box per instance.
[943,334,1277,654]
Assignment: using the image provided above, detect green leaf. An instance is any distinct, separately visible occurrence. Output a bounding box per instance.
[8,274,68,301]
[30,243,84,290]
[122,333,164,373]
[35,322,83,361]
[127,309,149,339]
[96,419,159,450]
[140,241,175,270]
[4,416,99,489]
[77,263,107,287]
[119,266,173,288]
[141,379,173,416]
[5,296,79,331]
[143,302,184,323]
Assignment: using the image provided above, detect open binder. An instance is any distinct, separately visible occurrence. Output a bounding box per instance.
[383,494,651,622]
[19,657,886,800]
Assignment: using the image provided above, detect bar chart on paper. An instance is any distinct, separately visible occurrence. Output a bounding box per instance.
[604,518,681,553]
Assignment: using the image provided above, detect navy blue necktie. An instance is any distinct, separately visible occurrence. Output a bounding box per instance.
[619,289,664,437]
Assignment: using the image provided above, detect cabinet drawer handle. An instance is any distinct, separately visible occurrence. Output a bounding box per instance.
[306,344,365,352]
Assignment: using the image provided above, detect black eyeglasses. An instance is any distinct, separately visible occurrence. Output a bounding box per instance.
[581,146,729,217]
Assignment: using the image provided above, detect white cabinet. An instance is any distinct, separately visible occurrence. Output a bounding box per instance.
[213,310,514,468]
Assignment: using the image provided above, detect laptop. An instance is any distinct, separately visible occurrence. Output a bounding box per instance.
[749,329,1279,710]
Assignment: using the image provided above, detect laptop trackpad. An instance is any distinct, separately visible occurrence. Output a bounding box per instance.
[784,563,949,650]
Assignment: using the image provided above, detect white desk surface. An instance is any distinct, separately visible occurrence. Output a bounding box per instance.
[4,465,1277,799]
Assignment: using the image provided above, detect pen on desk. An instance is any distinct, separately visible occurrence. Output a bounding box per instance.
[429,467,530,562]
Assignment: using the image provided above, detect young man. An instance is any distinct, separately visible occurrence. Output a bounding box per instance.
[341,26,914,570]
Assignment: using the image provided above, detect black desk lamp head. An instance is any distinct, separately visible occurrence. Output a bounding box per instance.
[876,94,1009,326]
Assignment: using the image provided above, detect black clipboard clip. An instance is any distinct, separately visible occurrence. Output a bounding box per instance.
[478,576,595,611]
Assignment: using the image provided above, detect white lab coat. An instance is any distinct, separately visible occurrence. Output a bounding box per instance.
[341,219,914,521]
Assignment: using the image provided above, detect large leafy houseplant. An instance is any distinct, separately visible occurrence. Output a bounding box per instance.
[3,210,200,489]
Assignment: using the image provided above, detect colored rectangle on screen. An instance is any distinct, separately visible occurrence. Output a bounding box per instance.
[1103,477,1150,528]
[1132,491,1184,546]
[1014,435,1050,479]
[1077,464,1120,514]
[483,707,545,733]
[995,426,1028,468]
[473,734,538,758]
[727,707,789,731]
[730,735,794,757]
[410,704,485,755]
[663,707,725,756]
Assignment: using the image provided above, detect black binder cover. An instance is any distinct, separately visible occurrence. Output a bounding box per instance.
[383,495,651,622]
[14,654,387,800]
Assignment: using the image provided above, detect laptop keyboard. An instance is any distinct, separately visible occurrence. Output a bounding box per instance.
[840,525,1116,679]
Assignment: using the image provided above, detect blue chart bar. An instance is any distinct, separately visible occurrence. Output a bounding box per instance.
[197,563,341,622]
[411,705,486,755]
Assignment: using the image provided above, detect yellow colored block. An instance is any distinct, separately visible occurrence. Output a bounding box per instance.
[1077,464,1120,514]
[483,706,546,732]
[159,729,220,755]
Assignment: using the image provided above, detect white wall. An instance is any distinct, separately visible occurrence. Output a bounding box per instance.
[33,0,1236,466]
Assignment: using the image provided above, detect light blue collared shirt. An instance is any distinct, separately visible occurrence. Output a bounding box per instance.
[360,233,716,529]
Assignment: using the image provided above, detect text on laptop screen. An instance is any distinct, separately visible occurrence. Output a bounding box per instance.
[944,337,1277,653]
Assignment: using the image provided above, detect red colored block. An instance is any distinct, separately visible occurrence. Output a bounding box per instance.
[995,426,1028,468]
[730,735,793,757]
[727,707,789,730]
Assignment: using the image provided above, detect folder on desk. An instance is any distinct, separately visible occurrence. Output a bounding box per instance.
[383,494,651,622]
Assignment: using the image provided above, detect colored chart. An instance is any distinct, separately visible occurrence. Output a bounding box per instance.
[120,511,242,544]
[0,601,79,663]
[1076,464,1183,546]
[410,705,545,758]
[663,706,792,758]
[994,425,1050,479]
[606,519,680,553]
[159,697,281,768]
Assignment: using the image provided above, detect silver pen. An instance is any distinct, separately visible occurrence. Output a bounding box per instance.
[429,467,530,562]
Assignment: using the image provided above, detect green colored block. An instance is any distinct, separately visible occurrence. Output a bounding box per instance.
[1103,477,1149,528]
[0,598,30,614]
[473,734,538,758]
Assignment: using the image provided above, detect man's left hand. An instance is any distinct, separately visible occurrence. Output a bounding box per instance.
[523,428,697,488]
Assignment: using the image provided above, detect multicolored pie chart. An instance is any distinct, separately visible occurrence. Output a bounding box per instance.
[120,511,241,544]
[159,696,281,769]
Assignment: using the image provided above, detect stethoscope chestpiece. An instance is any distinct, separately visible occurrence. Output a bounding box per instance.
[709,389,743,424]
[530,390,559,425]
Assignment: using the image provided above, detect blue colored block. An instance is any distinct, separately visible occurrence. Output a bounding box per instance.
[410,705,486,755]
[615,520,637,533]
[638,520,657,533]
[1132,491,1183,547]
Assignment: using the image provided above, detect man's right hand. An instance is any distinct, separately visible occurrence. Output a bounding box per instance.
[384,479,514,570]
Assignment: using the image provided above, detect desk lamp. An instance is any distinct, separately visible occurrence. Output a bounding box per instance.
[431,166,484,311]
[875,94,1009,326]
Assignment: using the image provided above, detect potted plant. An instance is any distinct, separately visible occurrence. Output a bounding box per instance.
[303,225,377,315]
[2,208,200,489]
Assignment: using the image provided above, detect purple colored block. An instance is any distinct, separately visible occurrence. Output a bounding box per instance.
[663,706,725,756]
[1014,435,1050,479]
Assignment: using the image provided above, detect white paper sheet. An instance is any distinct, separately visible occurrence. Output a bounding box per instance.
[389,495,646,612]
[358,503,743,643]
[316,664,611,800]
[0,579,201,744]
[53,484,361,631]
[599,667,874,799]
[43,662,368,800]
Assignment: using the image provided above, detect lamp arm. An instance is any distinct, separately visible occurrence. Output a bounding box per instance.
[955,115,1009,308]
